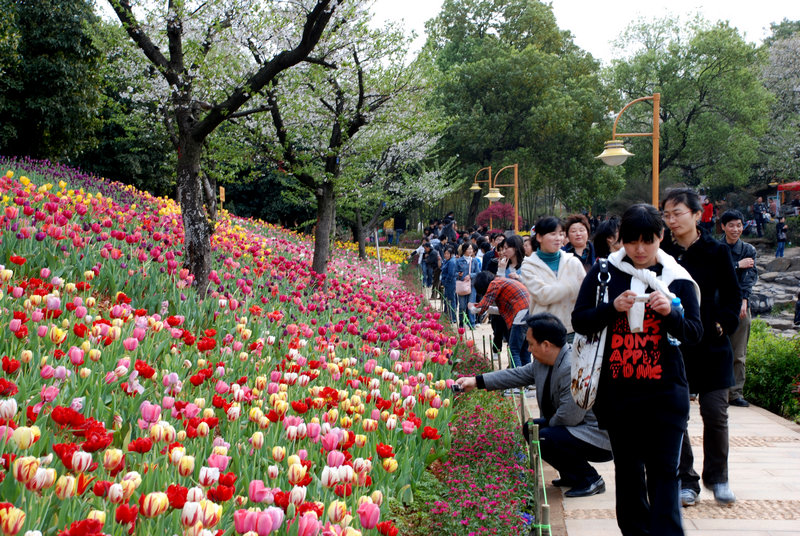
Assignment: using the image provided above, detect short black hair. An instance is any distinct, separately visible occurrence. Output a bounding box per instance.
[525,312,567,347]
[663,187,702,213]
[720,209,744,226]
[593,217,620,258]
[472,271,494,296]
[620,204,663,244]
[533,216,562,238]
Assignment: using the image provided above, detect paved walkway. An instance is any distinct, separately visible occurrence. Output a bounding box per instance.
[454,312,800,536]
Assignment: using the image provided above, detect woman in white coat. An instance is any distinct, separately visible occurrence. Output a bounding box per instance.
[520,216,585,335]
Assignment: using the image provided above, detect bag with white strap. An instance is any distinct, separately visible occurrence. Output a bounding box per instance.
[570,258,610,409]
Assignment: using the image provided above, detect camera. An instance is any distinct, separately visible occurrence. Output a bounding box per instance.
[451,383,464,393]
[634,294,651,302]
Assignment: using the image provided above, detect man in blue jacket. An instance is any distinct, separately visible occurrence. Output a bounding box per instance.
[456,313,612,497]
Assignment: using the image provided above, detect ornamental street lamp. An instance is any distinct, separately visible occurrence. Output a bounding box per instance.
[469,166,493,230]
[490,164,520,233]
[597,93,661,207]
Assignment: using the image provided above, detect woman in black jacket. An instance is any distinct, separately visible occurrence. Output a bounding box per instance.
[660,188,742,507]
[572,204,702,536]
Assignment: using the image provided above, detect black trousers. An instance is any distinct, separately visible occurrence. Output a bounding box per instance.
[490,314,507,355]
[540,426,612,488]
[608,423,685,536]
[679,388,729,492]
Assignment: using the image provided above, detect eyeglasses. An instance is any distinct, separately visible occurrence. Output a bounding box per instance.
[662,210,691,222]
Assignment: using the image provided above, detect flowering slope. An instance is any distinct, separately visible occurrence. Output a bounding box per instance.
[0,157,464,536]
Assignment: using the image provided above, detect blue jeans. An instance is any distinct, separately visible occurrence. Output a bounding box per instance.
[457,288,476,327]
[443,283,457,322]
[394,230,403,245]
[507,323,531,368]
[776,241,786,257]
[422,263,433,287]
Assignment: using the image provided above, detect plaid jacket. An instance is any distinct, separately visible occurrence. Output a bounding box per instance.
[475,278,530,329]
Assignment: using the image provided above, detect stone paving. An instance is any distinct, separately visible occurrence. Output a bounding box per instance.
[455,312,800,536]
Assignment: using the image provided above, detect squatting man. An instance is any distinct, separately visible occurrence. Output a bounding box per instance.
[455,313,612,498]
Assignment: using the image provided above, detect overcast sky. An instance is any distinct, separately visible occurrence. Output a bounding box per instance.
[372,0,800,64]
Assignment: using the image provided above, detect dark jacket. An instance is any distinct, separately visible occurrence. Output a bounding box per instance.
[562,241,596,271]
[572,259,703,431]
[478,345,611,451]
[725,239,758,302]
[440,221,458,243]
[661,229,740,393]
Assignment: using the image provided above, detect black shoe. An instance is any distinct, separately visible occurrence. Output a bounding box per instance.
[552,478,577,487]
[729,398,750,407]
[564,477,606,498]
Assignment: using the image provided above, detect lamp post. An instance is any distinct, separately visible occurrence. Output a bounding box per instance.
[597,93,661,207]
[486,164,520,233]
[469,166,493,230]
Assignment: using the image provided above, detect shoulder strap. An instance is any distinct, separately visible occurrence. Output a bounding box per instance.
[597,258,610,305]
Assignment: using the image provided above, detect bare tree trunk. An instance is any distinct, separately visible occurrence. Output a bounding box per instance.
[354,208,367,259]
[177,138,212,297]
[312,182,335,275]
[466,190,482,228]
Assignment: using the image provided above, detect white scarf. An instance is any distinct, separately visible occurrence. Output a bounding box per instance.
[607,249,701,332]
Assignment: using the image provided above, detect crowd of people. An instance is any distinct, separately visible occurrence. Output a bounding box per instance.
[415,187,762,536]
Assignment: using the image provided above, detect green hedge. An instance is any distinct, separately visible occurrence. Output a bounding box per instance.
[744,320,800,422]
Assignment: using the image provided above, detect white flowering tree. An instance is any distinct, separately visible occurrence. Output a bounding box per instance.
[338,128,459,258]
[759,33,800,182]
[253,2,434,274]
[106,0,340,295]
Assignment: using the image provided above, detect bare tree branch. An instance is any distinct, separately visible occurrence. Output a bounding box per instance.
[109,0,178,85]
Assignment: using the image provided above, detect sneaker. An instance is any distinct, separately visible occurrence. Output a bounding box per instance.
[709,482,736,505]
[680,488,697,507]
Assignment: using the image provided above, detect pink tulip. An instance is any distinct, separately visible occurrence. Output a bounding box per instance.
[248,480,270,503]
[321,433,340,452]
[327,450,345,468]
[234,509,260,535]
[214,380,229,395]
[40,385,60,402]
[265,507,284,532]
[207,453,231,471]
[357,502,380,529]
[307,422,321,442]
[122,337,138,352]
[139,401,161,424]
[297,512,321,536]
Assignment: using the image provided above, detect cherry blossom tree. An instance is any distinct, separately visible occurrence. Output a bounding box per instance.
[106,0,340,294]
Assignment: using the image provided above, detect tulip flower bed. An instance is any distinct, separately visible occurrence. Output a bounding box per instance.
[389,267,537,535]
[0,157,473,536]
[334,242,409,266]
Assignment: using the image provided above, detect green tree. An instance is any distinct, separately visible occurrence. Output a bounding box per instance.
[426,0,619,224]
[0,0,102,159]
[608,17,772,192]
[107,0,338,294]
